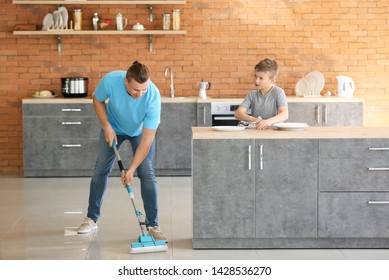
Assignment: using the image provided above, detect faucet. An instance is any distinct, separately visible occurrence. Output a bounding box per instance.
[164,66,175,98]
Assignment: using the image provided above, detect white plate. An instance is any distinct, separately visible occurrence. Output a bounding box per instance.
[212,126,246,132]
[306,71,324,95]
[42,13,53,30]
[32,93,57,98]
[52,11,61,29]
[58,6,68,29]
[273,122,308,131]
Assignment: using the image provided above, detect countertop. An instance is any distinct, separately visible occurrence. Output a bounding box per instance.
[192,126,389,139]
[22,96,364,104]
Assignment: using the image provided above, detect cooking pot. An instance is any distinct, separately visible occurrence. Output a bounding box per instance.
[61,77,88,98]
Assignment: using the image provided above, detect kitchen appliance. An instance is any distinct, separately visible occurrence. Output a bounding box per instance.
[198,80,211,99]
[336,76,355,97]
[211,101,250,126]
[61,77,88,98]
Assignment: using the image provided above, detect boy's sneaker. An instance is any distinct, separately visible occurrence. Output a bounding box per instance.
[77,217,98,234]
[148,226,168,242]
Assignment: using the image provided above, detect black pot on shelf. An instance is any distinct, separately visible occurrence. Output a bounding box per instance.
[61,77,88,98]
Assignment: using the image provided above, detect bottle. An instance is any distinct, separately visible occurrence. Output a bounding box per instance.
[116,13,123,30]
[92,13,99,31]
[163,14,170,30]
[73,9,82,31]
[172,9,180,30]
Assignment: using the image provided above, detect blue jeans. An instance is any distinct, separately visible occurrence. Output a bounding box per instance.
[87,129,158,227]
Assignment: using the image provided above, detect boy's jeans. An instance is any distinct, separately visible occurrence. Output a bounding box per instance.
[87,129,158,227]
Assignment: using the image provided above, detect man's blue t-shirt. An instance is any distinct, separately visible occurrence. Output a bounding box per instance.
[94,70,161,137]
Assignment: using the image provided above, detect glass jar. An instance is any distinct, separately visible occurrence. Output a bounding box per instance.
[73,9,82,31]
[172,9,180,30]
[163,14,170,30]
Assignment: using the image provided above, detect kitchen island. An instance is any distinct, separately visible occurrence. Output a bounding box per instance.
[192,126,389,248]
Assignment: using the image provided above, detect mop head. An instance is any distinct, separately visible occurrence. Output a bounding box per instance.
[130,234,168,254]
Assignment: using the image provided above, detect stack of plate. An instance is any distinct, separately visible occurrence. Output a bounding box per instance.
[42,7,68,30]
[295,71,325,97]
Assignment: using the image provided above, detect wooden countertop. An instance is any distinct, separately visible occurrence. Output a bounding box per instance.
[22,96,364,104]
[192,126,389,139]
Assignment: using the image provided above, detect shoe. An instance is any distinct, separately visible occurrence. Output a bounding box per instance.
[77,217,98,234]
[148,226,168,242]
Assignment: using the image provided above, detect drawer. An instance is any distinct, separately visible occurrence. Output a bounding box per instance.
[319,158,389,191]
[319,192,389,238]
[23,103,95,116]
[23,116,101,139]
[319,139,389,159]
[24,138,135,171]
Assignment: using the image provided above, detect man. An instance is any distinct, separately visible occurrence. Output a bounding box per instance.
[77,61,167,241]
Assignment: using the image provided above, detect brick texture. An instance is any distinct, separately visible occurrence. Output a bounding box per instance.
[1,0,389,173]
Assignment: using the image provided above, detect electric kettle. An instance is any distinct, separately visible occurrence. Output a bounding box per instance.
[198,80,211,99]
[336,76,355,97]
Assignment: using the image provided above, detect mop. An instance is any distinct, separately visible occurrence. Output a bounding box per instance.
[112,142,168,254]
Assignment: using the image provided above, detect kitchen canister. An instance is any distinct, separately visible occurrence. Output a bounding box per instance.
[73,9,82,31]
[163,14,170,30]
[172,9,180,30]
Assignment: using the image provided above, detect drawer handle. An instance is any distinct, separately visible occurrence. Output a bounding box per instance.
[368,167,389,171]
[62,144,82,148]
[248,145,252,170]
[259,144,263,170]
[368,201,389,205]
[62,122,82,125]
[369,147,389,151]
[61,108,82,112]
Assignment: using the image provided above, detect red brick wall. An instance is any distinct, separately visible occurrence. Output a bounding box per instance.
[1,0,389,173]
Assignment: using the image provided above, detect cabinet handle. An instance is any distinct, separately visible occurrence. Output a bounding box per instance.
[61,122,82,125]
[62,144,82,148]
[61,108,82,112]
[368,201,389,205]
[259,144,263,170]
[323,105,328,124]
[368,167,389,171]
[203,107,206,124]
[369,147,389,151]
[316,105,320,124]
[248,145,252,170]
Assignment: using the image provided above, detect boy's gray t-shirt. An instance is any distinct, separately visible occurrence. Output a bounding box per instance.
[240,86,287,119]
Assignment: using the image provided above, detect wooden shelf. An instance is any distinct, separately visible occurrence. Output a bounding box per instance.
[13,30,187,35]
[12,0,186,4]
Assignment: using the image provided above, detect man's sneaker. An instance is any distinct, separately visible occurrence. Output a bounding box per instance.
[77,217,98,234]
[148,226,168,242]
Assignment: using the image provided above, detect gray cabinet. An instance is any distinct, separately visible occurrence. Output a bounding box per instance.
[288,101,363,126]
[192,139,255,239]
[318,138,389,238]
[155,102,197,175]
[23,103,100,176]
[196,102,212,126]
[255,139,318,238]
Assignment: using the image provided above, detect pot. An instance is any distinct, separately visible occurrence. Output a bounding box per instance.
[61,77,88,98]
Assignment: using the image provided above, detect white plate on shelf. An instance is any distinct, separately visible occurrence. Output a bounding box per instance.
[42,13,53,30]
[212,126,246,132]
[32,93,57,98]
[58,6,68,29]
[273,122,308,131]
[52,10,62,29]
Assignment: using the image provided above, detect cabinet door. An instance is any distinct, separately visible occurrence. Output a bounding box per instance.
[155,102,197,170]
[196,103,212,127]
[322,102,363,126]
[287,103,321,126]
[192,139,255,238]
[255,139,318,238]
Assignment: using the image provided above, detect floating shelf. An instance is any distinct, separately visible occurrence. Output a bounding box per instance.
[12,0,186,4]
[13,30,186,35]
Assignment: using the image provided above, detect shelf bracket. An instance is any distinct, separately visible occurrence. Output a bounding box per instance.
[149,5,153,22]
[57,35,62,54]
[149,34,153,53]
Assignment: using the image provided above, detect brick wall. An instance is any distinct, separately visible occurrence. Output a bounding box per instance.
[1,0,389,173]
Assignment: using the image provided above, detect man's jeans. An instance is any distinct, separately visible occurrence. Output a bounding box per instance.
[87,129,158,227]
